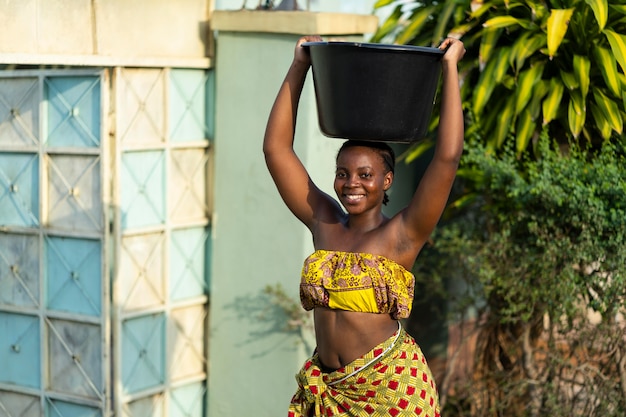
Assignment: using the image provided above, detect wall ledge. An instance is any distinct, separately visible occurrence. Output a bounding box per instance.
[211,10,378,36]
[0,53,211,69]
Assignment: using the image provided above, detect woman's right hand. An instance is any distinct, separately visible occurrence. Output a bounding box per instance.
[294,35,323,67]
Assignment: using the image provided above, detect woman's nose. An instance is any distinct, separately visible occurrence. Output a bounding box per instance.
[346,174,359,186]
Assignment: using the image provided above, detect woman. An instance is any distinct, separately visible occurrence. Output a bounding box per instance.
[263,35,465,417]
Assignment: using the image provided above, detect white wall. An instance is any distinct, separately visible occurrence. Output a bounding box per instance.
[0,0,212,67]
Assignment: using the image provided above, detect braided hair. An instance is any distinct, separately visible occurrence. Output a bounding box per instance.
[336,140,395,205]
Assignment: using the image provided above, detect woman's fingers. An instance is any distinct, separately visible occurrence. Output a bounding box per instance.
[297,34,322,46]
[440,38,466,63]
[294,35,322,64]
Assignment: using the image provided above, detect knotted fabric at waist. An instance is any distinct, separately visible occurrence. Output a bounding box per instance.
[288,323,440,417]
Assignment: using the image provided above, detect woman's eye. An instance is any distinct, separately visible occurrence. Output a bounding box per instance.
[360,173,372,178]
[335,172,346,178]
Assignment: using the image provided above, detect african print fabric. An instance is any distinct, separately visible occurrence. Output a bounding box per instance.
[288,326,440,417]
[300,250,415,319]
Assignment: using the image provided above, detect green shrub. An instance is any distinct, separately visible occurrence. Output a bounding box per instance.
[416,136,626,416]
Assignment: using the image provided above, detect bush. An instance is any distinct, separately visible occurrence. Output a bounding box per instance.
[415,136,626,416]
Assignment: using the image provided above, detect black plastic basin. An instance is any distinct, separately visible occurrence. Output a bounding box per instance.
[303,41,444,143]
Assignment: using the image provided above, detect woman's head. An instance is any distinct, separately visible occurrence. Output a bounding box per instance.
[335,140,395,211]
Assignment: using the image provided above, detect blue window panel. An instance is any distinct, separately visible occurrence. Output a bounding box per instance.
[170,227,210,301]
[0,153,39,227]
[46,154,103,233]
[45,398,101,417]
[0,312,40,388]
[45,236,101,317]
[0,390,41,417]
[47,319,102,400]
[123,393,164,416]
[169,382,206,417]
[0,233,40,308]
[169,70,210,142]
[45,76,101,148]
[120,151,165,230]
[122,313,165,394]
[0,77,40,148]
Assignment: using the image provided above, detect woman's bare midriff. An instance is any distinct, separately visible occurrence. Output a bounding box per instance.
[314,308,399,370]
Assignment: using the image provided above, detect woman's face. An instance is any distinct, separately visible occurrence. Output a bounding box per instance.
[334,146,393,214]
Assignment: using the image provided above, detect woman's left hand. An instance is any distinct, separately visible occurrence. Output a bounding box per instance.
[439,37,466,65]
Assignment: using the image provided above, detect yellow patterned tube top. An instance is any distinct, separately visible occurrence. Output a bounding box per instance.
[300,250,415,319]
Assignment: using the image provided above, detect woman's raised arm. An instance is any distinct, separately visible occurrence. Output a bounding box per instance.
[400,38,466,247]
[263,36,339,230]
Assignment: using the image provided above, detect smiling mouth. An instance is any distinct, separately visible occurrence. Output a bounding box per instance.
[343,194,365,203]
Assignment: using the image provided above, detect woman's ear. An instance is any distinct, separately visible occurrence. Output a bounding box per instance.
[383,171,393,191]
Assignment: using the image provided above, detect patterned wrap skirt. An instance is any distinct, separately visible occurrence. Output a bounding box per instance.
[288,325,440,417]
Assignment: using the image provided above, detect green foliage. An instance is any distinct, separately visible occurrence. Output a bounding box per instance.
[373,0,626,155]
[460,136,625,318]
[374,5,626,412]
[415,137,626,415]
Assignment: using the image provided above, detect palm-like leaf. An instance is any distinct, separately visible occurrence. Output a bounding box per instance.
[516,108,535,154]
[543,78,565,125]
[593,89,623,134]
[568,90,586,138]
[585,0,609,30]
[573,55,591,98]
[374,0,626,154]
[547,9,575,58]
[593,46,621,97]
[516,63,545,114]
[604,29,626,74]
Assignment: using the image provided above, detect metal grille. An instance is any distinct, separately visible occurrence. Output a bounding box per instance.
[0,70,109,417]
[0,67,213,416]
[112,67,212,416]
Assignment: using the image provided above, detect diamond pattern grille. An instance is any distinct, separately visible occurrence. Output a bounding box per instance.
[122,393,164,417]
[0,233,39,308]
[170,383,206,417]
[47,154,102,233]
[0,390,41,417]
[122,314,165,394]
[45,76,101,148]
[46,318,103,400]
[170,149,209,223]
[0,153,39,227]
[0,72,107,414]
[45,236,101,317]
[119,233,166,311]
[0,77,39,148]
[1,67,212,416]
[121,151,165,229]
[169,70,210,141]
[45,399,101,417]
[0,312,40,389]
[169,305,207,381]
[117,69,165,146]
[170,228,209,301]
